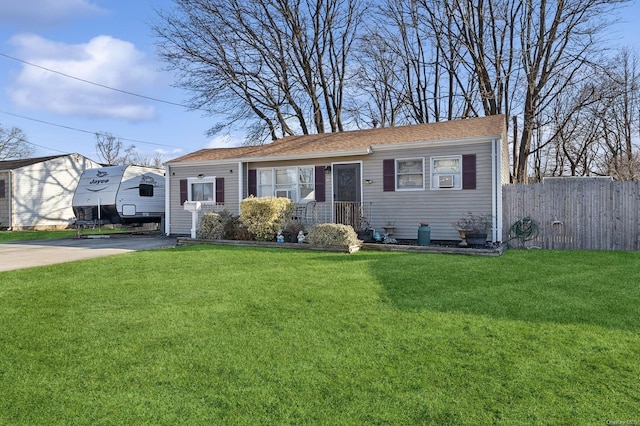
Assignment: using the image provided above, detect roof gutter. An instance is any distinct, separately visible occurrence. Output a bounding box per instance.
[167,135,501,167]
[371,135,501,152]
[167,148,373,168]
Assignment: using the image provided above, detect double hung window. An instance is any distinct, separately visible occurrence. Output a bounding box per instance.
[431,156,462,189]
[396,158,425,190]
[188,177,216,202]
[258,167,315,201]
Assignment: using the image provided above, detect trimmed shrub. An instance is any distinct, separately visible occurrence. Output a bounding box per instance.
[240,196,294,241]
[306,223,361,247]
[217,209,240,239]
[230,223,254,241]
[197,212,224,239]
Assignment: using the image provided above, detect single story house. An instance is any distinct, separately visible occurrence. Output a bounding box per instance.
[164,115,509,242]
[0,154,101,230]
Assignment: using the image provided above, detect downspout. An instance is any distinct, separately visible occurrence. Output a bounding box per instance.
[164,164,171,236]
[491,138,502,243]
[495,138,504,243]
[8,170,13,230]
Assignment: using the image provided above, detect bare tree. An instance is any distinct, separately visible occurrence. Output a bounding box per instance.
[362,0,474,125]
[133,152,165,169]
[529,49,640,180]
[370,0,628,182]
[95,132,136,165]
[154,0,366,144]
[351,30,407,128]
[511,0,629,182]
[0,124,34,160]
[536,83,603,178]
[153,0,633,177]
[593,50,640,180]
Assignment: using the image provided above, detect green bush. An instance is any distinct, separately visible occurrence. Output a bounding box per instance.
[240,196,294,241]
[306,223,361,247]
[216,210,240,239]
[197,212,225,239]
[201,209,253,240]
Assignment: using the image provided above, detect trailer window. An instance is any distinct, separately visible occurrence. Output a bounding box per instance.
[139,184,154,197]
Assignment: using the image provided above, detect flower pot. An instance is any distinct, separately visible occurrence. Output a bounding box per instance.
[465,233,488,247]
[356,228,374,243]
[383,226,395,235]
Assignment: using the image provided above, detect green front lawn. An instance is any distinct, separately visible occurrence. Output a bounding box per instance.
[0,228,134,243]
[0,229,79,242]
[0,246,638,424]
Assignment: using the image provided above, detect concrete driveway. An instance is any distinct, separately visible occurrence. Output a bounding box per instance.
[0,234,177,272]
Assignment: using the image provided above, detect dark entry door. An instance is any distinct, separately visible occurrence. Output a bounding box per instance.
[333,163,361,227]
[333,163,361,202]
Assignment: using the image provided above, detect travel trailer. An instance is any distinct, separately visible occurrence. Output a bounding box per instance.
[72,165,165,225]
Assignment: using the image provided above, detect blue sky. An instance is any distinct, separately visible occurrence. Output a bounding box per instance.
[1,0,639,164]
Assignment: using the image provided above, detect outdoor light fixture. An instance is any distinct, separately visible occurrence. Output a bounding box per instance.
[325,166,332,173]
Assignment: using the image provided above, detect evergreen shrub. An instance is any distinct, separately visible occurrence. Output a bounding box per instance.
[240,196,294,241]
[306,223,361,247]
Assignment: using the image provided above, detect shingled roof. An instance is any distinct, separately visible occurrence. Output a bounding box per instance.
[0,155,68,170]
[168,115,506,164]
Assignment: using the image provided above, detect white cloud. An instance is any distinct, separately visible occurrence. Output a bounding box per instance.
[7,34,158,121]
[0,0,106,28]
[207,134,243,149]
[155,148,184,156]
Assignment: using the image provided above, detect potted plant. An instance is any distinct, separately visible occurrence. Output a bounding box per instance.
[283,221,305,243]
[354,217,374,242]
[382,220,396,235]
[452,212,492,247]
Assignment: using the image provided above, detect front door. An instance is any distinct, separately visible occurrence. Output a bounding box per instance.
[333,163,361,227]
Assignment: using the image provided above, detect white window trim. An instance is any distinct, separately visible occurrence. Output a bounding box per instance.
[256,166,315,202]
[395,157,425,191]
[430,155,463,190]
[187,176,217,203]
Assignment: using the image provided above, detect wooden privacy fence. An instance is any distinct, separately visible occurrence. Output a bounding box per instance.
[502,178,640,250]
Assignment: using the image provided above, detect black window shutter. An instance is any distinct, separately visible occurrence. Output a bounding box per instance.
[179,179,188,205]
[216,177,225,203]
[0,179,5,198]
[383,159,395,192]
[314,166,325,202]
[248,169,257,197]
[462,154,476,190]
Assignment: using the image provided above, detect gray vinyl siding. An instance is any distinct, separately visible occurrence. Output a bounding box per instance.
[362,140,495,241]
[168,163,241,235]
[168,138,499,241]
[244,144,495,241]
